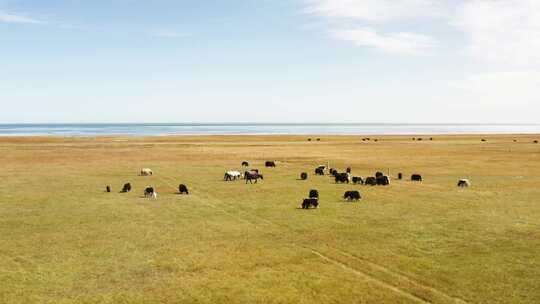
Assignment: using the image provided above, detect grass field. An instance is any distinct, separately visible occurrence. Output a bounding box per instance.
[0,135,539,304]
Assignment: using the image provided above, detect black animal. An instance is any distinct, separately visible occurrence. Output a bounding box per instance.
[398,173,403,180]
[242,161,249,167]
[265,161,276,167]
[315,167,325,175]
[121,183,132,193]
[377,175,390,186]
[430,137,433,141]
[245,171,264,184]
[375,172,384,179]
[144,187,154,195]
[344,191,361,201]
[106,185,111,193]
[374,139,378,142]
[179,184,189,194]
[302,198,319,209]
[417,138,423,141]
[335,173,350,183]
[300,172,308,180]
[411,174,423,182]
[534,140,538,144]
[365,177,377,186]
[481,139,487,142]
[346,167,352,173]
[309,189,319,199]
[352,176,364,184]
[316,138,321,141]
[308,138,312,141]
[412,137,416,141]
[329,168,338,176]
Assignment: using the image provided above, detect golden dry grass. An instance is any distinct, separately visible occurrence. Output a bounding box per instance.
[0,135,539,303]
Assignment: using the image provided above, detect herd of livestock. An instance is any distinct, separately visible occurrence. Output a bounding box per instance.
[105,160,472,209]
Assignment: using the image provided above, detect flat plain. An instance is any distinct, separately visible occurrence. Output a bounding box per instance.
[0,135,539,304]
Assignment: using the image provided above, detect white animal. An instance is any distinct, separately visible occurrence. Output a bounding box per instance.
[224,171,242,181]
[140,168,153,176]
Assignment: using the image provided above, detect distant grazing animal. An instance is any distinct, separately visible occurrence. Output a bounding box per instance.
[375,172,384,179]
[411,174,423,182]
[315,167,325,175]
[121,183,132,193]
[308,138,312,141]
[351,176,363,184]
[534,140,538,144]
[140,168,153,176]
[481,139,487,142]
[377,175,390,186]
[513,139,517,142]
[245,171,263,184]
[457,179,471,188]
[144,187,156,199]
[300,172,308,180]
[242,161,249,167]
[412,138,416,141]
[430,137,433,141]
[365,177,377,186]
[417,138,423,141]
[344,190,361,201]
[398,173,403,180]
[346,167,352,173]
[309,189,319,199]
[106,185,111,193]
[265,161,276,167]
[224,171,242,181]
[335,173,351,183]
[178,184,189,194]
[302,198,319,209]
[329,168,338,176]
[316,138,321,141]
[374,139,378,142]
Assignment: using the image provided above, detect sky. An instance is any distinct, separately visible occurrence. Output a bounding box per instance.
[1,0,539,123]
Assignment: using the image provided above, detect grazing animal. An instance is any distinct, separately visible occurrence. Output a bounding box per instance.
[315,167,325,175]
[265,161,276,167]
[430,137,433,141]
[302,198,319,209]
[329,168,338,176]
[352,176,364,184]
[140,168,153,176]
[335,173,351,183]
[121,183,132,193]
[481,139,487,142]
[374,139,378,142]
[316,138,321,141]
[534,140,538,144]
[412,138,416,141]
[144,187,156,199]
[365,177,377,186]
[300,172,308,180]
[458,179,471,188]
[242,161,249,167]
[344,191,361,201]
[224,171,242,181]
[309,189,319,199]
[106,185,111,193]
[178,184,189,194]
[308,138,312,141]
[411,174,423,182]
[245,171,263,184]
[375,172,384,179]
[377,175,390,186]
[417,138,423,141]
[398,173,403,180]
[346,167,352,173]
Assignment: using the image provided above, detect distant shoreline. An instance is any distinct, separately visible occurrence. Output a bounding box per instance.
[2,123,540,137]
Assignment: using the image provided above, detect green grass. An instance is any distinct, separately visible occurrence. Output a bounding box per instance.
[0,135,539,303]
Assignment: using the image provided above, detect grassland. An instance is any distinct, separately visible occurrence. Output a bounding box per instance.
[0,135,539,304]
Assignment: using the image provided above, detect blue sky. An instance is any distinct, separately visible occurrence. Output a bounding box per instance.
[1,0,539,123]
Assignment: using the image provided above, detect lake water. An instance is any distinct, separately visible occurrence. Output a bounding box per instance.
[1,123,540,136]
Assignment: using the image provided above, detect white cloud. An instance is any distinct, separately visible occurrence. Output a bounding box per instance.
[331,27,435,55]
[306,0,439,22]
[0,11,40,24]
[454,0,540,66]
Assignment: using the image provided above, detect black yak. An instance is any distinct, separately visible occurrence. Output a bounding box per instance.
[179,184,189,194]
[344,191,361,201]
